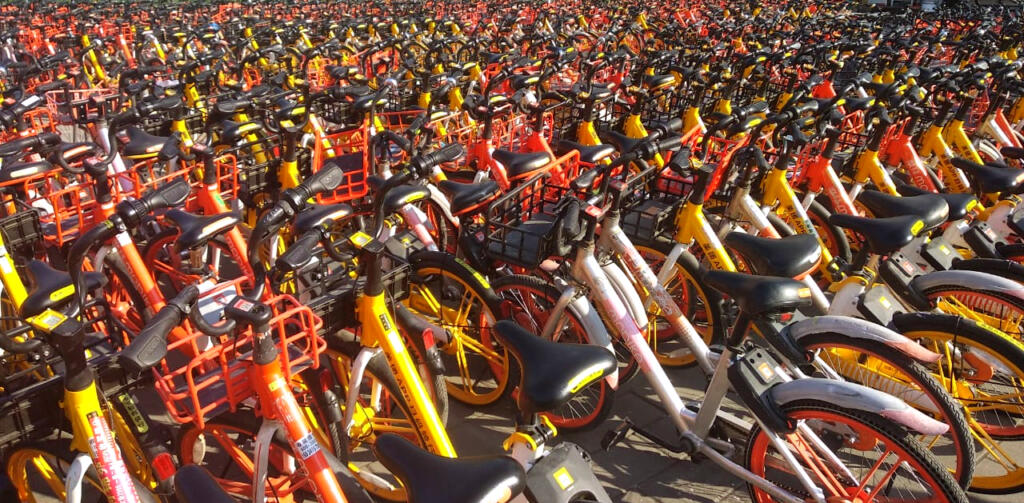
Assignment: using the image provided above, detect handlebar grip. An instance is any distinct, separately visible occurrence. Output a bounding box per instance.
[378,130,412,153]
[119,285,197,374]
[657,134,684,153]
[299,164,344,199]
[650,117,683,137]
[276,229,320,273]
[109,108,139,126]
[420,142,465,167]
[795,100,819,115]
[0,132,59,157]
[141,180,191,214]
[138,96,181,115]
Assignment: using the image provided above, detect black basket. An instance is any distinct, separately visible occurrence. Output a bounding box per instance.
[0,208,42,257]
[238,158,279,209]
[638,86,684,125]
[307,260,411,335]
[484,173,573,268]
[317,99,358,129]
[139,114,172,136]
[548,98,577,142]
[619,165,687,243]
[218,134,281,209]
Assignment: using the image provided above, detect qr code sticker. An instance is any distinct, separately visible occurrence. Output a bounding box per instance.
[295,432,321,460]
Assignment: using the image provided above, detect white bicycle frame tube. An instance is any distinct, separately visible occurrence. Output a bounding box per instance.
[569,240,819,503]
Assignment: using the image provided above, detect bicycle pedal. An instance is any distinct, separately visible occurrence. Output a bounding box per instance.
[601,420,634,451]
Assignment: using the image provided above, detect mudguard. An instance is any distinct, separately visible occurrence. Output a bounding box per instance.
[911,269,1024,301]
[769,378,948,436]
[601,261,650,329]
[426,184,459,228]
[785,315,940,363]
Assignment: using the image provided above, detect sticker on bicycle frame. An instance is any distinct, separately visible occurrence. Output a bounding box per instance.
[116,394,149,434]
[28,309,66,331]
[87,412,142,503]
[268,377,288,393]
[349,231,372,249]
[552,467,574,490]
[232,297,254,312]
[294,431,322,460]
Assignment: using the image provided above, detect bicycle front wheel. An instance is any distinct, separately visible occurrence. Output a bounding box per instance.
[800,333,974,488]
[745,401,968,503]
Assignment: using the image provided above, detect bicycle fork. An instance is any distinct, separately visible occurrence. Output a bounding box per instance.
[239,304,348,503]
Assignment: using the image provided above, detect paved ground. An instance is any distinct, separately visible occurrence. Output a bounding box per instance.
[447,364,1021,503]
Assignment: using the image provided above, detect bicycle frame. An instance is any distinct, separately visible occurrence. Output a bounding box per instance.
[342,234,456,460]
[243,319,351,503]
[18,309,149,503]
[566,212,870,503]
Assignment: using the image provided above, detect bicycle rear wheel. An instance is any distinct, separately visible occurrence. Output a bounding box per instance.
[746,401,968,503]
[895,313,1024,494]
[799,333,974,488]
[491,274,614,432]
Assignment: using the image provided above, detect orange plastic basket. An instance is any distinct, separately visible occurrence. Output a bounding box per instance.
[310,126,370,203]
[0,165,104,248]
[152,284,325,429]
[114,155,239,212]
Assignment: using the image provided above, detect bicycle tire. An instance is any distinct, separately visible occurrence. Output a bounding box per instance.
[918,279,1024,341]
[893,311,1024,493]
[745,400,968,503]
[406,250,508,405]
[491,274,614,432]
[799,332,975,488]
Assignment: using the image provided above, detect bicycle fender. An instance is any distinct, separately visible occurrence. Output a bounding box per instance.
[66,453,92,503]
[601,261,649,329]
[426,184,459,228]
[786,315,940,364]
[911,268,1024,299]
[769,378,948,436]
